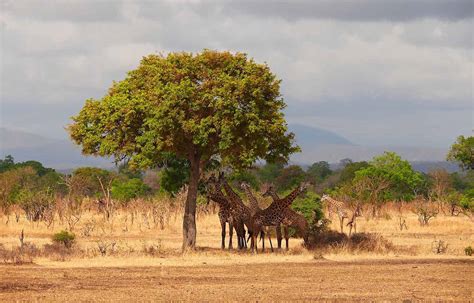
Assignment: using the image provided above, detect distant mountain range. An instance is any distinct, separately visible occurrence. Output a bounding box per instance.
[288,124,448,164]
[1,126,453,171]
[0,128,113,169]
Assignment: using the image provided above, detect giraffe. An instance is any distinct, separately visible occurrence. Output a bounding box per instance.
[205,175,234,249]
[250,182,309,253]
[218,172,253,249]
[240,182,275,252]
[346,203,362,236]
[262,184,308,251]
[320,194,351,234]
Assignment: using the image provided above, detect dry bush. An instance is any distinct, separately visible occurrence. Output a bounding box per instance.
[413,199,438,226]
[431,239,448,254]
[0,243,40,265]
[142,240,164,256]
[43,243,77,261]
[307,231,394,254]
[96,239,117,256]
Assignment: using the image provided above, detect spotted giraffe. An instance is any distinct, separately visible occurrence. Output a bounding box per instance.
[346,203,362,236]
[218,173,252,249]
[320,194,350,233]
[262,184,308,251]
[206,175,234,249]
[250,182,309,253]
[240,182,276,252]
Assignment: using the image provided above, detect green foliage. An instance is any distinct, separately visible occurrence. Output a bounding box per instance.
[111,178,151,202]
[450,171,474,192]
[68,50,298,171]
[228,169,260,190]
[0,155,15,172]
[158,155,190,196]
[355,152,423,202]
[71,167,114,197]
[306,161,332,183]
[338,161,369,184]
[52,231,76,248]
[257,162,284,183]
[290,191,322,222]
[274,165,306,192]
[465,246,473,256]
[459,195,474,212]
[447,135,474,170]
[118,162,142,179]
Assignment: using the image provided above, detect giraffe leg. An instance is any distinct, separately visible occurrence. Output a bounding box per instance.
[268,233,274,252]
[228,221,233,250]
[221,220,226,250]
[260,230,265,252]
[276,224,282,249]
[284,226,289,251]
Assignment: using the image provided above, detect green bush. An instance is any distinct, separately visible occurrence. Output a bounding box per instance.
[52,231,76,248]
[111,178,150,202]
[290,191,323,222]
[465,246,473,256]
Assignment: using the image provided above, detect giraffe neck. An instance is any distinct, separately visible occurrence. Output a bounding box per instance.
[208,193,229,207]
[222,179,244,207]
[269,190,280,201]
[276,185,302,208]
[325,196,345,209]
[243,186,260,214]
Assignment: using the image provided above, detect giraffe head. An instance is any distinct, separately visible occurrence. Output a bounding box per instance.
[260,183,274,198]
[321,194,329,202]
[299,182,310,194]
[205,174,218,201]
[240,181,251,191]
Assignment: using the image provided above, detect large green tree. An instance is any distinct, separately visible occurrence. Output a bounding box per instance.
[68,50,298,250]
[447,135,474,170]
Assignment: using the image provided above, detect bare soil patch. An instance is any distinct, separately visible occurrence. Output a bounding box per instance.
[0,258,472,302]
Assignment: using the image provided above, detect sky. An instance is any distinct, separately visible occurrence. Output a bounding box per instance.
[1,0,473,148]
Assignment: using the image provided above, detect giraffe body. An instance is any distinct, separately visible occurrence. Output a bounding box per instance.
[321,194,360,235]
[206,176,235,249]
[218,173,253,249]
[262,184,308,250]
[251,182,309,252]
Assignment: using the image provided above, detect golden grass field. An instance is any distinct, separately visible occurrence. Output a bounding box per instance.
[0,205,473,301]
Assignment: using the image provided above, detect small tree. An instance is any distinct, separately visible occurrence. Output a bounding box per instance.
[52,230,76,248]
[447,135,474,170]
[68,50,298,250]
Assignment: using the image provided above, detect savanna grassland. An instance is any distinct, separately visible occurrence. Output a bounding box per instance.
[0,200,473,302]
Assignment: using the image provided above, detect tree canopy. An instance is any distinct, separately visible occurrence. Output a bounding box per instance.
[68,50,298,249]
[447,135,474,170]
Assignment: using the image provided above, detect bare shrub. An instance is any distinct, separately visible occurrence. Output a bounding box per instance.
[0,243,39,265]
[43,243,73,261]
[307,230,394,254]
[414,200,438,226]
[97,239,116,256]
[81,219,96,237]
[142,240,163,256]
[349,233,394,253]
[431,239,448,254]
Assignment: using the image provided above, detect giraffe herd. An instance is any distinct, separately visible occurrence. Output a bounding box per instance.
[206,173,363,252]
[206,173,309,253]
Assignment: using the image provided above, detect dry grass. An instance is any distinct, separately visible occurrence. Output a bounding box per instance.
[0,203,473,301]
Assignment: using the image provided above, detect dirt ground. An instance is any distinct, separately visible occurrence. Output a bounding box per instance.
[1,258,472,302]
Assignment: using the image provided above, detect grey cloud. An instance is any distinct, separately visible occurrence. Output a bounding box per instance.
[223,0,473,22]
[2,0,124,22]
[1,0,472,149]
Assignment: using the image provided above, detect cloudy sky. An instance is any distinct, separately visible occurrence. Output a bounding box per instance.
[1,0,473,148]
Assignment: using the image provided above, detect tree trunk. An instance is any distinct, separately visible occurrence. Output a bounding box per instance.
[182,153,200,251]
